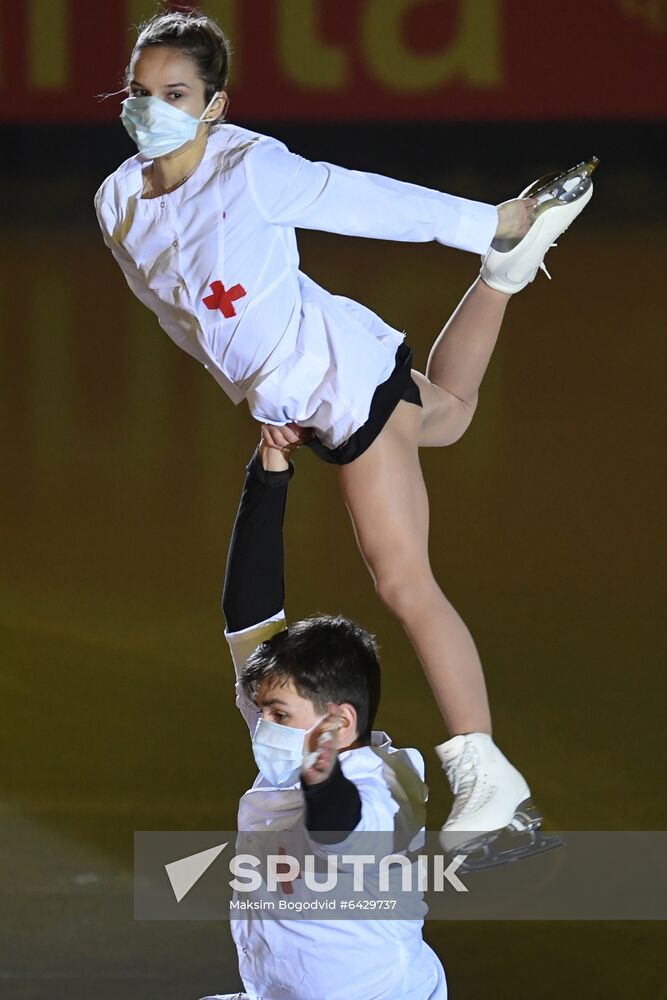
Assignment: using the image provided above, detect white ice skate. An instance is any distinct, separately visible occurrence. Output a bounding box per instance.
[436,732,564,871]
[481,156,598,294]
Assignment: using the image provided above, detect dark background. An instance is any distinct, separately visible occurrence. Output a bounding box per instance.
[0,1,665,998]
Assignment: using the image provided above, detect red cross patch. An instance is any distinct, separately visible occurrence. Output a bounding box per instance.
[202,280,247,318]
[277,845,301,895]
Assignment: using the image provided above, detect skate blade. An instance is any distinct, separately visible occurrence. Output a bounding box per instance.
[443,800,565,872]
[455,830,565,872]
[524,156,599,218]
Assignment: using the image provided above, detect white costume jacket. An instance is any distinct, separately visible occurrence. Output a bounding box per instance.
[95,125,497,447]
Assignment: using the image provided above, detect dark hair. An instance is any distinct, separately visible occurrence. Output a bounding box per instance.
[241,616,382,744]
[126,7,232,107]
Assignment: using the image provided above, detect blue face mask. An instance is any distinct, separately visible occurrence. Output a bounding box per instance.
[252,716,321,788]
[120,91,219,159]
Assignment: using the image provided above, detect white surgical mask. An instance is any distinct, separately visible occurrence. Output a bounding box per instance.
[120,91,219,159]
[252,716,322,788]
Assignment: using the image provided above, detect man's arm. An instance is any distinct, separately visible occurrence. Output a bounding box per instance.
[222,444,292,634]
[222,444,293,731]
[300,706,362,844]
[302,760,362,845]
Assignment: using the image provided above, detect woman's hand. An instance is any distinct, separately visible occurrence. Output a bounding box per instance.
[301,703,345,786]
[495,198,539,240]
[261,422,312,453]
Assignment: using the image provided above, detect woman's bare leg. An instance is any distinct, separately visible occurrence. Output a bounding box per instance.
[337,400,491,735]
[417,277,511,448]
[336,278,512,736]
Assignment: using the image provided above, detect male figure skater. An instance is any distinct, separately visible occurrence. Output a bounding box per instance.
[200,442,447,1000]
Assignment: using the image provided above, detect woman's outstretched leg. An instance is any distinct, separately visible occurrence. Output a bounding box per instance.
[413,277,511,448]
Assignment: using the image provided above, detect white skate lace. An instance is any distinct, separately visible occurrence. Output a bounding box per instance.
[444,746,495,819]
[538,243,557,280]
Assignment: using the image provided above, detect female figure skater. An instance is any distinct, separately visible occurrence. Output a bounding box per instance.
[95,9,593,857]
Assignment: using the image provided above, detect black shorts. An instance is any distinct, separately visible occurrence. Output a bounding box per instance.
[306,343,422,466]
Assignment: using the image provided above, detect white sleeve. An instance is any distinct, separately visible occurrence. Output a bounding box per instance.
[244,137,498,255]
[354,776,401,832]
[225,613,287,734]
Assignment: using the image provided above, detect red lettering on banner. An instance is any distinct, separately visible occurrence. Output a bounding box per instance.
[203,281,247,318]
